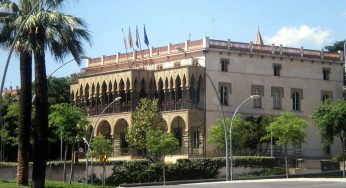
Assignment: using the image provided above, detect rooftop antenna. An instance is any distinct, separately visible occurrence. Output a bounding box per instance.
[189,33,191,41]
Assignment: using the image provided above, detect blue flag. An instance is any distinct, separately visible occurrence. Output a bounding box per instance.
[144,24,149,47]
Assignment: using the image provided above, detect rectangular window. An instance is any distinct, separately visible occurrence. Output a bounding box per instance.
[291,88,303,111]
[271,87,283,109]
[322,68,330,80]
[273,64,281,76]
[219,82,231,106]
[220,58,229,72]
[321,91,333,102]
[251,85,264,108]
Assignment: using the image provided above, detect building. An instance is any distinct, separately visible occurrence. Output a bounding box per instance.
[2,86,19,96]
[70,31,344,159]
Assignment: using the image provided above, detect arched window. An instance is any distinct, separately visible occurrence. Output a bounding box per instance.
[273,90,281,109]
[174,128,182,147]
[292,92,300,111]
[253,88,261,108]
[220,86,228,105]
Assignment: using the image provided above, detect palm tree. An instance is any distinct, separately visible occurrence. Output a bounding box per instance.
[0,1,32,185]
[1,0,91,187]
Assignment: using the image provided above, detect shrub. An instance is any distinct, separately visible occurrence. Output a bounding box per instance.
[332,152,346,161]
[107,156,277,186]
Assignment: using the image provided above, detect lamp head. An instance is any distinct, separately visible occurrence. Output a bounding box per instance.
[250,95,260,99]
[114,97,122,102]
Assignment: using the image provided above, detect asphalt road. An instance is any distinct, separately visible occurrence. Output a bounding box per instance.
[122,178,346,188]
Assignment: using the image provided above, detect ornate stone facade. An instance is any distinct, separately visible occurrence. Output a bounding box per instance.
[71,36,344,159]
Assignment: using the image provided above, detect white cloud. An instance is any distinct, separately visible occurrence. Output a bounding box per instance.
[264,25,330,49]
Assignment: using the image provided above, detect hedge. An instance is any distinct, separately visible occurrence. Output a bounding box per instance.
[107,156,277,186]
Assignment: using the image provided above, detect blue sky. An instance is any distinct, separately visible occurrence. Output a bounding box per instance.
[1,0,345,89]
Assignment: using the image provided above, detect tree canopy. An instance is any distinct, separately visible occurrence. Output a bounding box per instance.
[126,98,159,150]
[324,40,346,52]
[208,115,272,154]
[265,112,307,178]
[49,103,88,143]
[265,112,307,147]
[312,99,346,177]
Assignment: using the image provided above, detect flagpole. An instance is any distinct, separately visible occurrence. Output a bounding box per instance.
[122,28,129,60]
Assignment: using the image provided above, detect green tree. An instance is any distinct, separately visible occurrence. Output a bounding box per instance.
[1,0,91,186]
[1,102,19,146]
[11,1,90,186]
[0,0,32,184]
[324,40,346,52]
[146,129,178,185]
[49,103,88,183]
[312,99,346,178]
[265,112,307,178]
[208,116,253,153]
[126,98,159,151]
[88,135,113,186]
[47,77,71,105]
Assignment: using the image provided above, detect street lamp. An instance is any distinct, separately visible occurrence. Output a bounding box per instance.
[176,47,230,181]
[31,56,90,103]
[229,95,260,181]
[343,41,346,71]
[85,96,122,184]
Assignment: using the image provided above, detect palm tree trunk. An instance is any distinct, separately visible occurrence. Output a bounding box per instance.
[32,48,48,188]
[16,52,32,186]
[285,145,289,179]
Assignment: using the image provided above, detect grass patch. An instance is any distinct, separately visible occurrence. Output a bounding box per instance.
[0,179,113,188]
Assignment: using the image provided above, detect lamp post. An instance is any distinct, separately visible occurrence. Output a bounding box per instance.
[229,95,260,181]
[344,41,346,71]
[176,47,230,181]
[85,96,121,184]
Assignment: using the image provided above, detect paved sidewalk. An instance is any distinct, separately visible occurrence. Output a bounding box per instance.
[120,178,346,188]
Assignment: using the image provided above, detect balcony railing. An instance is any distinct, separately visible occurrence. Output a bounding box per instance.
[160,100,204,111]
[82,99,204,116]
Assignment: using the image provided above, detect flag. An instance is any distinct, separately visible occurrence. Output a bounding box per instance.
[121,28,128,59]
[128,27,133,49]
[144,24,149,47]
[135,26,140,48]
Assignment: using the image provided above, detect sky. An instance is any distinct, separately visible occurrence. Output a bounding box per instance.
[1,0,345,89]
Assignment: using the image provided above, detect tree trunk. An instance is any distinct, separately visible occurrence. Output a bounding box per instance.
[285,145,289,179]
[102,161,106,186]
[162,155,165,186]
[69,144,75,184]
[63,143,68,182]
[32,48,48,188]
[340,136,345,178]
[16,52,32,186]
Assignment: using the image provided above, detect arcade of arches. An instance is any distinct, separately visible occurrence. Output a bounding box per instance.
[72,67,207,157]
